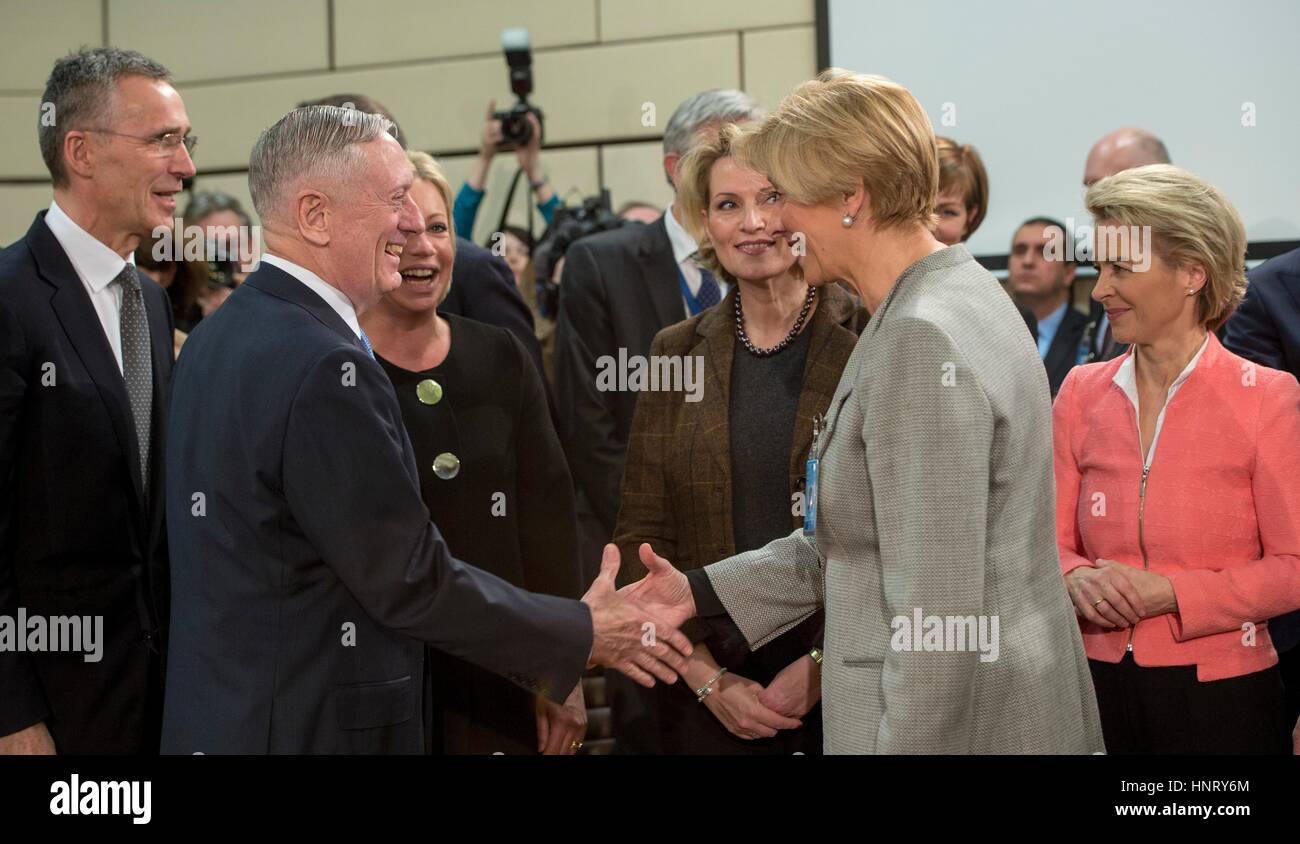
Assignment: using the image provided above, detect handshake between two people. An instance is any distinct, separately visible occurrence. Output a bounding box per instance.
[579,542,697,686]
[579,543,820,743]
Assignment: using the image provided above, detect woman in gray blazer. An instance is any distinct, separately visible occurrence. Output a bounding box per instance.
[619,70,1105,754]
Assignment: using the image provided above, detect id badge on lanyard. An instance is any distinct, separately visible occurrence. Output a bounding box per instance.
[804,413,825,536]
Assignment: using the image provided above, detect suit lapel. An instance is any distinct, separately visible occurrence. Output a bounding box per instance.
[638,218,687,330]
[29,213,148,511]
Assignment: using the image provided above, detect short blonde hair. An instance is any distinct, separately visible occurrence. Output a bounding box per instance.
[936,137,988,239]
[675,122,746,287]
[735,69,938,230]
[1086,164,1246,330]
[407,149,456,245]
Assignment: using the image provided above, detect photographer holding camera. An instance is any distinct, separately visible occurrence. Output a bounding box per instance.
[453,100,562,242]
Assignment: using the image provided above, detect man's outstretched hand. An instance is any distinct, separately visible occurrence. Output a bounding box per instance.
[617,543,696,630]
[582,544,694,687]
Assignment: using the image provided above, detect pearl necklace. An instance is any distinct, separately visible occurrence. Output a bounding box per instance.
[735,286,817,357]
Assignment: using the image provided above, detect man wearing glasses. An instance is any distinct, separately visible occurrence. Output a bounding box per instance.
[0,47,196,754]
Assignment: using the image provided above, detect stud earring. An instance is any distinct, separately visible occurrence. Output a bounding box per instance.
[842,214,854,227]
[1186,288,1196,296]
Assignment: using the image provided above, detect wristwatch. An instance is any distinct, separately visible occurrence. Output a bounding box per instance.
[529,174,549,191]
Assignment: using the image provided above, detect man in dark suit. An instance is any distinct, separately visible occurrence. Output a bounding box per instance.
[1007,217,1088,396]
[1223,245,1300,736]
[0,48,193,754]
[161,105,691,754]
[551,89,762,754]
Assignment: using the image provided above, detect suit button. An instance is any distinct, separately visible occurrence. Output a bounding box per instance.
[416,379,443,405]
[433,453,460,479]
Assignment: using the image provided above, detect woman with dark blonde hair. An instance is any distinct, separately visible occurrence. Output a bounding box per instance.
[1055,164,1300,753]
[614,123,867,752]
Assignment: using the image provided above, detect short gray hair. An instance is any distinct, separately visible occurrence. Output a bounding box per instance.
[662,89,763,158]
[248,105,396,221]
[39,47,172,188]
[183,190,251,228]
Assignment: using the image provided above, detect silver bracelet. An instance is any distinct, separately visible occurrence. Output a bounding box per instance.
[695,667,728,703]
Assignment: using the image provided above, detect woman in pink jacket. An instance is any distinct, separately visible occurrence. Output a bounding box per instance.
[1054,164,1300,754]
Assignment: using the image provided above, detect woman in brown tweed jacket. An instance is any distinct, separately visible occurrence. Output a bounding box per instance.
[613,124,867,753]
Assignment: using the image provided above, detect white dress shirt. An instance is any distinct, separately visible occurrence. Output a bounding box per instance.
[663,204,728,316]
[43,200,135,374]
[1111,333,1210,468]
[259,254,364,342]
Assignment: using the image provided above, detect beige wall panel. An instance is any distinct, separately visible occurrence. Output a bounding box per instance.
[0,0,103,92]
[175,56,513,170]
[0,185,53,246]
[334,0,597,67]
[599,0,812,41]
[108,0,330,82]
[531,34,741,145]
[742,25,815,110]
[600,141,674,214]
[0,94,47,179]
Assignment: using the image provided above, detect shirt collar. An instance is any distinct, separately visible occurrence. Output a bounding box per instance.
[1038,300,1069,335]
[259,253,362,341]
[1112,332,1211,408]
[44,200,134,293]
[663,204,699,266]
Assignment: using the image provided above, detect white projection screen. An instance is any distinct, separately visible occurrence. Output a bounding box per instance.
[822,0,1300,263]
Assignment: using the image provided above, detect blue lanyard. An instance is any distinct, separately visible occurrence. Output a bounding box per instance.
[678,266,707,317]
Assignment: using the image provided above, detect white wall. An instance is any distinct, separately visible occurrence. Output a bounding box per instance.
[828,0,1300,257]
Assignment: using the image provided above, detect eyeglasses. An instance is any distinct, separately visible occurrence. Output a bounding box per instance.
[83,128,198,156]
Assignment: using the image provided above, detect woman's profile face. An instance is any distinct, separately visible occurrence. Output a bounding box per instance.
[774,194,844,287]
[385,178,456,315]
[702,156,793,284]
[933,186,970,246]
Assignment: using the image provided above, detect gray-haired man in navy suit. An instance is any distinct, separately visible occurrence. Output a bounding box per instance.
[161,106,691,754]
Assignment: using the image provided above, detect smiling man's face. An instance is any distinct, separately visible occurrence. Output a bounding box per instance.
[87,75,195,241]
[328,134,423,313]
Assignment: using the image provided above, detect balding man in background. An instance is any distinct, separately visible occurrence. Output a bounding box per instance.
[161,106,691,754]
[1080,127,1172,362]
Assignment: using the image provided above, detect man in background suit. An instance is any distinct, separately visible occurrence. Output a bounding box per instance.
[1007,218,1087,396]
[0,48,192,754]
[1081,127,1171,362]
[1223,245,1300,740]
[551,89,762,753]
[161,106,692,754]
